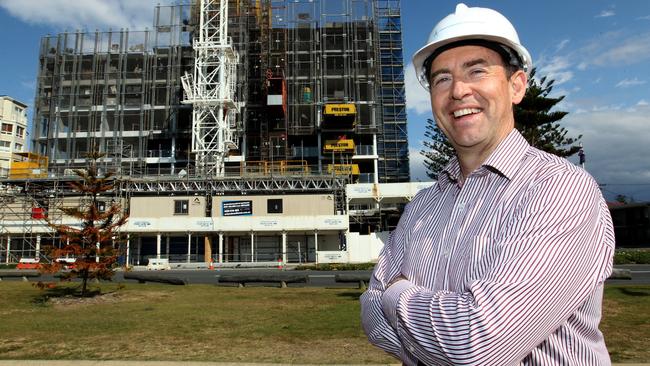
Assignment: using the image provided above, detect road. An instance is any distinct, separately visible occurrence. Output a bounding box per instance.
[5,265,650,286]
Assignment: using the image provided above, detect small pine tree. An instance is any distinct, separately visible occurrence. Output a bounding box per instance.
[40,152,128,297]
[513,68,581,157]
[421,119,454,180]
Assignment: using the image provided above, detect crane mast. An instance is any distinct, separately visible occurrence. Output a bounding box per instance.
[181,0,240,177]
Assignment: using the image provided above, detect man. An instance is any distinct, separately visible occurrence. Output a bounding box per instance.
[361,3,614,366]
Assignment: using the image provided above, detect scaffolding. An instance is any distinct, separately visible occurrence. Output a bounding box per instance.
[0,179,65,264]
[374,0,409,183]
[32,5,194,177]
[31,0,408,184]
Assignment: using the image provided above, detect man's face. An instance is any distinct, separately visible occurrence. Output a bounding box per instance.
[428,45,526,156]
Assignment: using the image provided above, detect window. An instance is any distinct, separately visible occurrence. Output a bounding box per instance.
[15,126,25,138]
[14,143,23,151]
[174,200,189,215]
[0,141,10,151]
[267,199,283,214]
[95,201,106,212]
[1,123,12,134]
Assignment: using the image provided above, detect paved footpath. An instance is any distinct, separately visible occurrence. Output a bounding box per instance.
[0,362,646,366]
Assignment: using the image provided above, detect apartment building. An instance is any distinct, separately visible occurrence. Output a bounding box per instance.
[0,96,28,177]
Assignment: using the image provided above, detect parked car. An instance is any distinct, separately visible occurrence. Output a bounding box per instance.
[55,257,77,270]
[16,258,40,270]
[146,258,171,270]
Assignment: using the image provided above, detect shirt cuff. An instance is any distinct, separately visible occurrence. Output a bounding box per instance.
[381,279,415,330]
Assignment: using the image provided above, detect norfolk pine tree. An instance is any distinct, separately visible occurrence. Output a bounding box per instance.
[421,120,454,180]
[40,152,128,297]
[421,68,581,178]
[513,68,581,157]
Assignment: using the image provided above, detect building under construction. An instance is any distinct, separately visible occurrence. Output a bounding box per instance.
[31,0,408,182]
[1,0,416,267]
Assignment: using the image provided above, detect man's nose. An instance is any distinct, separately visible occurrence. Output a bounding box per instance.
[450,78,471,101]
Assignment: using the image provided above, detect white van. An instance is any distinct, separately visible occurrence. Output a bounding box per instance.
[146,258,171,271]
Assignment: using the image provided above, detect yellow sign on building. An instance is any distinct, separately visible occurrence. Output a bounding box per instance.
[323,104,356,117]
[324,139,355,153]
[327,164,360,176]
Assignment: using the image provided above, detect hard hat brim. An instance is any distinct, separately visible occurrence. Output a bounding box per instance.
[412,34,532,90]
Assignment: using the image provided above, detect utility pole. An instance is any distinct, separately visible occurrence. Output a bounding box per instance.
[578,143,586,170]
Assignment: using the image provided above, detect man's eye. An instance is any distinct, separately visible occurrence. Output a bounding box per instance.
[470,68,486,76]
[432,75,450,86]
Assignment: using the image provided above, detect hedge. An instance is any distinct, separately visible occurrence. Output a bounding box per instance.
[614,249,650,265]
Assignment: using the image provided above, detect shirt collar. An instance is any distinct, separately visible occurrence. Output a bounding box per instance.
[439,129,530,188]
[483,129,530,180]
[439,157,462,189]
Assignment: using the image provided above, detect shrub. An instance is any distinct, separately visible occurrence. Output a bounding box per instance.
[614,249,650,265]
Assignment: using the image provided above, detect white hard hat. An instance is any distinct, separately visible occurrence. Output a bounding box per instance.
[412,3,532,90]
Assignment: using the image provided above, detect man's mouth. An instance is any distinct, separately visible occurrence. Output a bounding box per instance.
[453,108,482,118]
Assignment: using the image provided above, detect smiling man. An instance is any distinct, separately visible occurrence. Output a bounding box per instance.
[360,3,615,365]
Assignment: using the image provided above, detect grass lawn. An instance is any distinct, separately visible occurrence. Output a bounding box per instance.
[601,285,650,363]
[0,282,647,363]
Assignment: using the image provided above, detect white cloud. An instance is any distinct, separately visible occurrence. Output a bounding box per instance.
[404,62,432,116]
[537,55,574,85]
[637,15,650,20]
[591,104,623,112]
[637,99,649,106]
[555,39,570,52]
[588,32,650,67]
[562,108,650,201]
[0,0,159,31]
[20,80,36,91]
[595,10,615,18]
[616,78,647,88]
[408,147,434,182]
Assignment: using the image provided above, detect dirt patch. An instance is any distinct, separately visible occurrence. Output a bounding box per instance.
[48,290,170,308]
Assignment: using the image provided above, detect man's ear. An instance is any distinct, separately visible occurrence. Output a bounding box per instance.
[510,70,527,105]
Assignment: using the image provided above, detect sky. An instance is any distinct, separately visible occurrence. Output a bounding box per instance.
[0,0,649,202]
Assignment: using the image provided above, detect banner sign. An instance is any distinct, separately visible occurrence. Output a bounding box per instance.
[222,200,253,216]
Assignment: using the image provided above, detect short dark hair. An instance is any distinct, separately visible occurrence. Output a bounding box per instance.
[423,39,522,85]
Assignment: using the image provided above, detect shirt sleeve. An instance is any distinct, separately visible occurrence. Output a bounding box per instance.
[388,171,615,365]
[360,197,418,360]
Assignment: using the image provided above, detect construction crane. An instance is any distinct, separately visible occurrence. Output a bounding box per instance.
[181,0,241,177]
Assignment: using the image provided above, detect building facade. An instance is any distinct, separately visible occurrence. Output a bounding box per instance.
[0,96,28,177]
[0,177,432,266]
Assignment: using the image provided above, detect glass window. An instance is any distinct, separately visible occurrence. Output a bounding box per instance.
[174,200,189,215]
[16,126,25,138]
[1,123,12,134]
[267,199,283,214]
[15,143,23,151]
[0,141,10,151]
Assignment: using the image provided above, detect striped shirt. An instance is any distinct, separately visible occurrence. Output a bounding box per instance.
[360,129,615,366]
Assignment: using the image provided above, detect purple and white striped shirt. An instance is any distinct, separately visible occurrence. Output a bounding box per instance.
[361,129,615,366]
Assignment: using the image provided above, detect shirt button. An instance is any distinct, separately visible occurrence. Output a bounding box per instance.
[457,202,466,211]
[408,345,415,352]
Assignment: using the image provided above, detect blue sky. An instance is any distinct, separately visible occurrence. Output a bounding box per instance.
[1,1,649,201]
